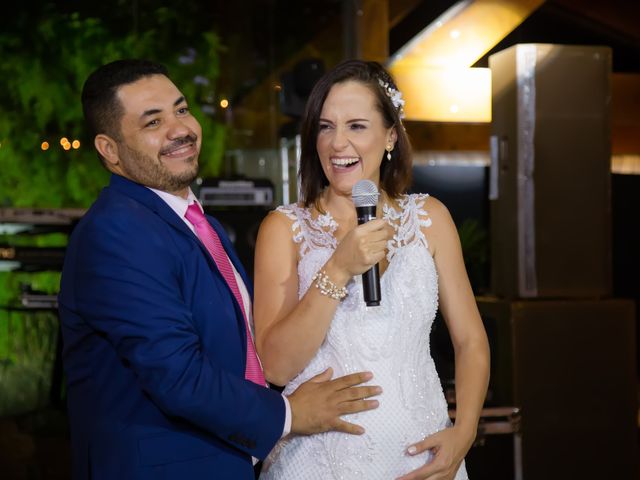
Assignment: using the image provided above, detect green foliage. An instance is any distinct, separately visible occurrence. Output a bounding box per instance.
[0,232,63,416]
[0,310,58,416]
[0,7,225,208]
[0,3,226,414]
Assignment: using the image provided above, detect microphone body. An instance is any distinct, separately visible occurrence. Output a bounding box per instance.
[355,204,381,306]
[352,179,382,307]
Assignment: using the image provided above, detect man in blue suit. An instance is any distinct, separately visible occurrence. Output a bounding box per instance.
[58,59,381,479]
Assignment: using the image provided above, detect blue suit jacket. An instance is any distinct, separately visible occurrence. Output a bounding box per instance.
[58,174,285,479]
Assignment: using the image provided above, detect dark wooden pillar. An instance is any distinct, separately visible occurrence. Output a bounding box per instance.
[342,0,388,62]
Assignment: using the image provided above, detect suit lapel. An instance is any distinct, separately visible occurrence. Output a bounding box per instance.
[107,174,194,238]
[106,174,250,336]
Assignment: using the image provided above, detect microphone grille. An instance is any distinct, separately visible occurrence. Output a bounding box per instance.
[352,179,379,208]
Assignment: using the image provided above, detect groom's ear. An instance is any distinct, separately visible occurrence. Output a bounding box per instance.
[95,134,122,173]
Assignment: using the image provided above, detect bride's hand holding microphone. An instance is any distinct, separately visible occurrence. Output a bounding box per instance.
[322,218,393,288]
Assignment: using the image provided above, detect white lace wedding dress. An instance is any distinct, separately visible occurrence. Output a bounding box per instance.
[260,194,468,480]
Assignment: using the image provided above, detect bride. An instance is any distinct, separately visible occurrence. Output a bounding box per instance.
[253,59,490,480]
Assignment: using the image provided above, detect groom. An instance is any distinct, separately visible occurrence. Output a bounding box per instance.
[58,59,381,480]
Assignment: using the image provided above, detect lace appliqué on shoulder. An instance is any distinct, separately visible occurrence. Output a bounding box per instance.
[383,193,432,261]
[275,204,338,257]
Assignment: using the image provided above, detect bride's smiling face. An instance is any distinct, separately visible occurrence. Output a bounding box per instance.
[316,80,396,197]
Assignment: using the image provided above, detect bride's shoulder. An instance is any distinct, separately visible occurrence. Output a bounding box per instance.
[260,204,298,234]
[416,195,459,255]
[419,195,454,226]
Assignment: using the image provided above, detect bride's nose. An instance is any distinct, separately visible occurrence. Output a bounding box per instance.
[330,126,349,150]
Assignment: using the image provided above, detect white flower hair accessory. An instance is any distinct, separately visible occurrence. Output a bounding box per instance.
[378,78,405,119]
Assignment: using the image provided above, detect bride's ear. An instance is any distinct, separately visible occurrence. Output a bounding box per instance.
[388,127,398,148]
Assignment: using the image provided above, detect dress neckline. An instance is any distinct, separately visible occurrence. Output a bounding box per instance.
[303,200,407,280]
[281,194,432,266]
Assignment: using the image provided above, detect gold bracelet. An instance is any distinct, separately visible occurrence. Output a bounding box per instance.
[311,270,348,301]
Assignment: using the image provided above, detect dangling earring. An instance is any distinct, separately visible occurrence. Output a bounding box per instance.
[386,143,393,161]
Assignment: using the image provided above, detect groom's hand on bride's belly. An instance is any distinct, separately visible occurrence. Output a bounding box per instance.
[287,367,382,435]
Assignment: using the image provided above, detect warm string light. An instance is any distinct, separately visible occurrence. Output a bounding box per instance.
[39,137,81,151]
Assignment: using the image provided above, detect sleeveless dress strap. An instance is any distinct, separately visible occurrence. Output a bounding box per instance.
[383,193,432,261]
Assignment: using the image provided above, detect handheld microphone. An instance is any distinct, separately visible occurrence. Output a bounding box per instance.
[351,179,381,307]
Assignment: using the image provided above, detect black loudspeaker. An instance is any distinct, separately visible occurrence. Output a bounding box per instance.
[410,163,490,293]
[280,58,325,119]
[476,296,638,480]
[611,174,640,372]
[203,207,269,281]
[489,44,612,298]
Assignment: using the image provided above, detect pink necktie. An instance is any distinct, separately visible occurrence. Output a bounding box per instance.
[185,203,266,387]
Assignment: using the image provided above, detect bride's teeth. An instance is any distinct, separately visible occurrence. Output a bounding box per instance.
[332,157,359,166]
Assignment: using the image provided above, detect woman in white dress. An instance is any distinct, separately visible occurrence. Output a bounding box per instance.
[254,60,490,480]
